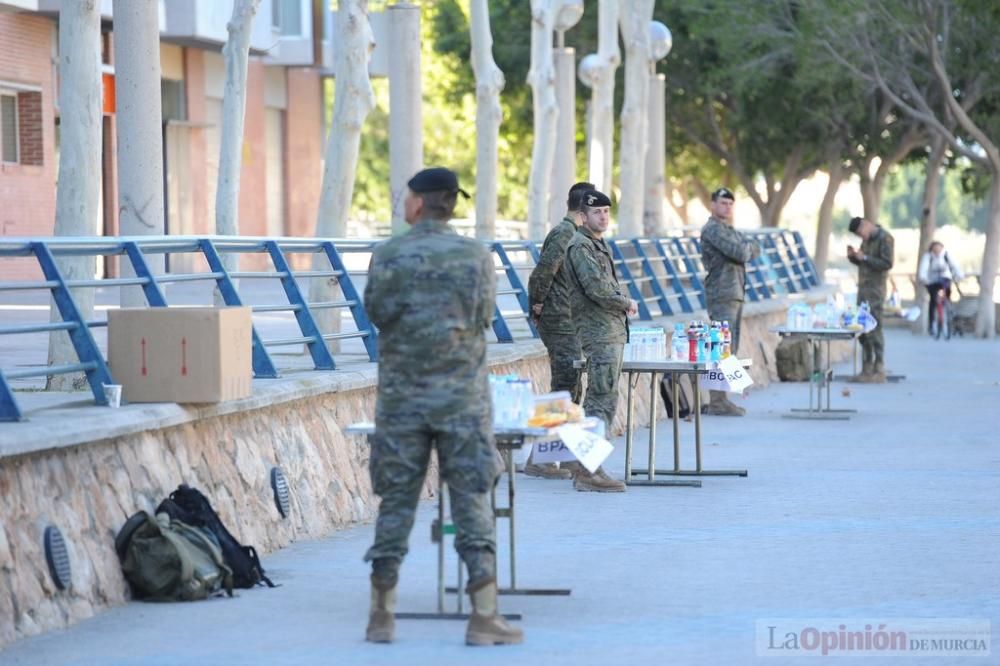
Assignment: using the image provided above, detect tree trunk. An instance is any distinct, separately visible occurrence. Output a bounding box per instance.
[310,0,375,351]
[549,46,576,228]
[47,0,101,391]
[113,0,165,308]
[527,0,561,241]
[387,4,423,235]
[642,72,666,237]
[587,0,619,196]
[664,178,689,228]
[914,136,946,334]
[813,157,845,280]
[215,0,261,272]
[616,0,654,238]
[975,175,1000,338]
[470,0,504,239]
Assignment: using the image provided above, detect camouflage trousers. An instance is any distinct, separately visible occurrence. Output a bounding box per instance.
[538,327,583,403]
[859,302,885,367]
[581,341,624,431]
[708,300,744,354]
[364,410,497,582]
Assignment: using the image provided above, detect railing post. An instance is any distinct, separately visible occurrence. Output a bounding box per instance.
[492,243,538,338]
[523,240,542,264]
[653,238,693,313]
[122,241,168,306]
[673,237,706,309]
[0,372,23,421]
[631,239,672,316]
[32,242,114,404]
[319,241,378,362]
[266,241,336,370]
[790,231,820,287]
[198,239,278,378]
[492,305,514,343]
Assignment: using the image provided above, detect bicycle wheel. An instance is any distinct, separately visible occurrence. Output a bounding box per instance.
[934,301,944,339]
[944,302,952,340]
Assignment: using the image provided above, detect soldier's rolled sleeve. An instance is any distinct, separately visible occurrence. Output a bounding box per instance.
[528,226,572,307]
[864,235,894,272]
[704,224,759,263]
[568,246,630,313]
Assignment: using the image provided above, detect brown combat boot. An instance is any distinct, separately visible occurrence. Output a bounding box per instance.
[571,465,626,492]
[365,576,396,643]
[703,390,745,416]
[465,577,524,646]
[523,462,573,480]
[858,361,887,384]
[850,361,874,383]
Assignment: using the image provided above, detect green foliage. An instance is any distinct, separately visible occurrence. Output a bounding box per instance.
[881,162,990,232]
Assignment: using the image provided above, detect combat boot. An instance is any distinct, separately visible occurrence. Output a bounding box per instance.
[523,462,573,480]
[465,577,524,646]
[572,465,626,492]
[703,390,745,416]
[850,361,874,383]
[365,575,396,643]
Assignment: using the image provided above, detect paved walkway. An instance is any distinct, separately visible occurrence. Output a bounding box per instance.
[1,329,997,665]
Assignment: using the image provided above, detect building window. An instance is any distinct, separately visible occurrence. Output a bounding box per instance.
[272,0,302,37]
[1,94,18,163]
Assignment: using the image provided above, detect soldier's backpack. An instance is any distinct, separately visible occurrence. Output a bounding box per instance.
[659,373,694,419]
[114,511,233,601]
[155,484,275,589]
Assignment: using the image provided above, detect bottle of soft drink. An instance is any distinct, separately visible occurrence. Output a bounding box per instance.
[687,321,698,362]
[721,320,732,358]
[710,322,721,362]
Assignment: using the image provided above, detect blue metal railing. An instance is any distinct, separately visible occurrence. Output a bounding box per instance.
[0,229,820,420]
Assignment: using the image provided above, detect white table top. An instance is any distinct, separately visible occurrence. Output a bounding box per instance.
[770,327,861,340]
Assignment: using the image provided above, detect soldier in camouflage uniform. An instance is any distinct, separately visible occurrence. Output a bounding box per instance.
[565,190,638,493]
[848,216,895,383]
[699,187,760,416]
[362,167,522,646]
[523,182,594,480]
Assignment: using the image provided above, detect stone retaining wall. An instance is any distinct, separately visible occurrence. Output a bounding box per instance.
[0,291,839,648]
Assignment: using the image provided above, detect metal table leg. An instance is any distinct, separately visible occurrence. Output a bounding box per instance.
[647,371,747,478]
[628,369,701,487]
[787,336,851,420]
[624,370,636,481]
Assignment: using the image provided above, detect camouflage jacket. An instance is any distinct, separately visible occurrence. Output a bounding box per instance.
[364,218,496,416]
[527,216,577,333]
[700,216,761,305]
[565,227,630,344]
[849,225,894,303]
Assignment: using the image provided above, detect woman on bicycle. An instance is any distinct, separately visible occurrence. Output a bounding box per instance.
[917,241,964,335]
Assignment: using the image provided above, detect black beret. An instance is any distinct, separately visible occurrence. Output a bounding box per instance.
[848,216,863,233]
[407,167,470,199]
[581,189,612,208]
[711,187,735,201]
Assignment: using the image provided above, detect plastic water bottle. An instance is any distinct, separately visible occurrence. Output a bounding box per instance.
[710,322,722,361]
[721,321,732,358]
[672,323,686,361]
[858,302,871,331]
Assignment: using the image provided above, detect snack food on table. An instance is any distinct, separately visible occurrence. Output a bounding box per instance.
[527,391,584,427]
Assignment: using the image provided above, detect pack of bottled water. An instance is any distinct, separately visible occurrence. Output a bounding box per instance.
[489,374,535,428]
[624,327,667,362]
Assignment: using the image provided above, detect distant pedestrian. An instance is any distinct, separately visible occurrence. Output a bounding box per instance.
[363,167,522,646]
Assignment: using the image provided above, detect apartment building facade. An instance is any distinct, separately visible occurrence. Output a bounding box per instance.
[0,0,329,279]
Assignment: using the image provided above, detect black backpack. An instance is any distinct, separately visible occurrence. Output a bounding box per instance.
[156,484,275,589]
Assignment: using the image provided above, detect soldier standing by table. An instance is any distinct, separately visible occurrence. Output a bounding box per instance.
[700,187,760,416]
[564,190,637,492]
[524,181,594,480]
[362,167,523,646]
[848,215,895,383]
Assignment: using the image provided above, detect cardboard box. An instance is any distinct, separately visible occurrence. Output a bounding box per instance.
[108,307,253,404]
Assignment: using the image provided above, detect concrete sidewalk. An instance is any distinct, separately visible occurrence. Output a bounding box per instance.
[1,328,997,665]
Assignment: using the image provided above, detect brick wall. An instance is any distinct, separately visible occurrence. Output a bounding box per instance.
[0,13,57,281]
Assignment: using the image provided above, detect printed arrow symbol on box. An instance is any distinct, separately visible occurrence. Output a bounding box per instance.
[181,337,188,376]
[141,338,147,376]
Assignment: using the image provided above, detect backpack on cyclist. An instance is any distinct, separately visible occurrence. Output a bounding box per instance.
[155,484,275,589]
[114,511,233,601]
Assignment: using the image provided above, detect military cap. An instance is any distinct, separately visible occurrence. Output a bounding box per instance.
[848,216,863,233]
[711,187,735,201]
[407,167,470,199]
[581,189,612,208]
